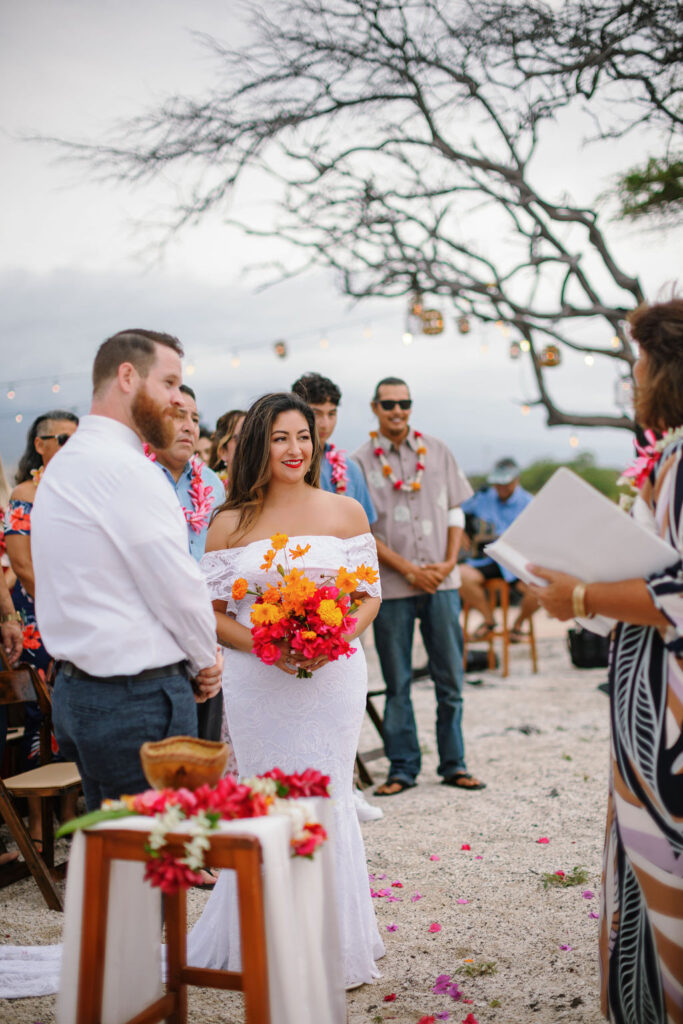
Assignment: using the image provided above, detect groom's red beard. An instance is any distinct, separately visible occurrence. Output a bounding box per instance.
[131,383,177,449]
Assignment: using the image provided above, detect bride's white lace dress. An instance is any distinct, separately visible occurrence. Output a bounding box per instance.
[189,532,385,987]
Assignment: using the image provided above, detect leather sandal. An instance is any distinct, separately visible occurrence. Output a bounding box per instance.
[375,778,416,797]
[471,622,495,641]
[441,772,487,790]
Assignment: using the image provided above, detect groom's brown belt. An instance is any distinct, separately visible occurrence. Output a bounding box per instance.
[58,660,188,684]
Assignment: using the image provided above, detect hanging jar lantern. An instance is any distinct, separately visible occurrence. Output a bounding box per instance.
[457,315,471,335]
[509,340,522,360]
[422,309,444,335]
[410,290,424,317]
[539,344,561,367]
[273,340,288,359]
[614,373,634,411]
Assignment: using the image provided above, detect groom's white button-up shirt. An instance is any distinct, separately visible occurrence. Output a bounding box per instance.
[31,414,216,677]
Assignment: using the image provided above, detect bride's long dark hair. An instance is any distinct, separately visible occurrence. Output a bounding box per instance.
[215,392,322,541]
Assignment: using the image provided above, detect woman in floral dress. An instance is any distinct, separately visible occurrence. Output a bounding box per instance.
[529,297,683,1024]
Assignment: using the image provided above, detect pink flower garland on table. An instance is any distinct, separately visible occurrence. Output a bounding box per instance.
[370,429,427,492]
[325,444,348,494]
[144,447,215,533]
[57,768,331,894]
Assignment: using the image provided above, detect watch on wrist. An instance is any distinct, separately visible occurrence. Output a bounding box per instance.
[0,611,22,624]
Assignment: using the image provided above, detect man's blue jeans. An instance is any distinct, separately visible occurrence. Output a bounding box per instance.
[53,667,198,810]
[373,589,466,785]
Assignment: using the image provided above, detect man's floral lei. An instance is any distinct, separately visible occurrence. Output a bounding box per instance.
[618,426,683,510]
[370,429,426,492]
[144,447,215,533]
[56,768,330,894]
[325,444,348,494]
[232,533,379,677]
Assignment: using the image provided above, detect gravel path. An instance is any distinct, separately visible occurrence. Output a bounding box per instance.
[1,614,610,1024]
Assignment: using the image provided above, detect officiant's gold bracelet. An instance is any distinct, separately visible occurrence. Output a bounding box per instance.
[572,583,593,619]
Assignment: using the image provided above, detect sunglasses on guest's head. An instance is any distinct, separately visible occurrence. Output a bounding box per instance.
[38,434,71,446]
[377,399,412,411]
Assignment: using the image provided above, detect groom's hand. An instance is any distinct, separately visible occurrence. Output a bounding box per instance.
[193,648,224,701]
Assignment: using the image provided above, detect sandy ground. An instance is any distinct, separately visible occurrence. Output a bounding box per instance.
[1,613,611,1024]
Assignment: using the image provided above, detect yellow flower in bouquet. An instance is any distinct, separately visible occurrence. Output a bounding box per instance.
[251,603,285,626]
[270,532,288,551]
[231,577,249,601]
[354,563,379,585]
[335,566,359,594]
[317,599,344,628]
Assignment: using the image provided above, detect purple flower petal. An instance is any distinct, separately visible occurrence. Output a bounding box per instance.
[386,923,398,932]
[411,892,422,902]
[474,855,483,860]
[581,890,595,899]
[436,1014,450,1020]
[448,982,463,1000]
[589,911,600,919]
[559,944,573,951]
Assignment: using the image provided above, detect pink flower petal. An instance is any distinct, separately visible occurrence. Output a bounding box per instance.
[456,898,470,904]
[536,837,550,844]
[460,843,471,850]
[411,892,423,902]
[383,992,397,1002]
[589,911,600,919]
[582,890,595,899]
[391,880,403,887]
[559,943,573,951]
[474,855,483,860]
[386,923,398,932]
[429,922,442,933]
[430,854,441,861]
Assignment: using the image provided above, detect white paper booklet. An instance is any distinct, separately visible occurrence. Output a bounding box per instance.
[485,467,677,636]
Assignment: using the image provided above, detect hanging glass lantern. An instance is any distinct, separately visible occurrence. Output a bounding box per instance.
[509,340,522,360]
[614,373,634,411]
[539,344,561,367]
[410,291,424,317]
[273,340,287,359]
[457,315,471,335]
[422,309,444,335]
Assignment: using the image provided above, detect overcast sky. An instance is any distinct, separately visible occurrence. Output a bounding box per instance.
[1,1,680,478]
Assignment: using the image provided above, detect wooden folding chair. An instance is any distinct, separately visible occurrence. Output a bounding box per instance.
[0,650,81,909]
[76,828,270,1024]
[356,687,386,786]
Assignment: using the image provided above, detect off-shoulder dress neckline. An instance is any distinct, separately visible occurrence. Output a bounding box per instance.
[205,531,375,554]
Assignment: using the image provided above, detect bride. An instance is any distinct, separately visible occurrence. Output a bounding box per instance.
[190,391,385,988]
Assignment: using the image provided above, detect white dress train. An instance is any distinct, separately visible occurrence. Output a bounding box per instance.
[188,533,385,987]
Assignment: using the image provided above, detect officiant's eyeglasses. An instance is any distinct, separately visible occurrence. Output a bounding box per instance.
[38,433,71,446]
[377,399,412,410]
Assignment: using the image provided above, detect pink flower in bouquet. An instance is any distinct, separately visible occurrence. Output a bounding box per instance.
[256,641,282,665]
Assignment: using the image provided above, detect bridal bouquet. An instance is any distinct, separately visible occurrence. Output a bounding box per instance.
[232,533,379,677]
[56,768,331,894]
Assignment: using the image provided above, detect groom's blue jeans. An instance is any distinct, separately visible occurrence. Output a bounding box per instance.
[373,589,467,785]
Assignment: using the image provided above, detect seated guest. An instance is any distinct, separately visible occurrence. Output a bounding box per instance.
[460,457,538,640]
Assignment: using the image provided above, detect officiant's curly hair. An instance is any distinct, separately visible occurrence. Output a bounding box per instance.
[215,392,322,540]
[630,294,683,431]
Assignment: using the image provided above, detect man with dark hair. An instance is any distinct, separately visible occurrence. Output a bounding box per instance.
[292,372,376,523]
[195,426,213,465]
[148,383,225,745]
[31,329,222,809]
[354,377,485,796]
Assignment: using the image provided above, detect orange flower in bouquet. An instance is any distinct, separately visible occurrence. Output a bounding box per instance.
[231,533,378,678]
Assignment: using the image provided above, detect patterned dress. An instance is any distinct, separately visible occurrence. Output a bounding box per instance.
[602,436,683,1023]
[4,498,51,767]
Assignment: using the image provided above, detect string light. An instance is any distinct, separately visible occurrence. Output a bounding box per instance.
[15,413,23,423]
[521,404,530,416]
[584,354,594,366]
[363,326,373,340]
[185,363,196,377]
[611,336,621,349]
[7,388,15,400]
[230,354,241,368]
[402,331,413,346]
[569,434,579,448]
[520,339,531,352]
[319,336,329,349]
[273,340,287,359]
[480,343,489,355]
[52,382,61,393]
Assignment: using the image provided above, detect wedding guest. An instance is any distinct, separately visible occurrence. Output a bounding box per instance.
[147,384,225,742]
[209,409,246,491]
[31,329,222,810]
[195,426,212,464]
[528,297,683,1024]
[460,457,538,640]
[291,372,376,521]
[353,377,485,795]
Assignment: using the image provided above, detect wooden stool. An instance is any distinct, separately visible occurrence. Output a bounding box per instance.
[463,578,537,678]
[76,828,270,1024]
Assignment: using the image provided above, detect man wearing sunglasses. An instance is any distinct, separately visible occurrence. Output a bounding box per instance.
[353,377,486,796]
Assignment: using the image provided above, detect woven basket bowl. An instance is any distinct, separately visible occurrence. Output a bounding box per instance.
[140,735,229,790]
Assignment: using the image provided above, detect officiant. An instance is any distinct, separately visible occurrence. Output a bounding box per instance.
[526,297,683,1024]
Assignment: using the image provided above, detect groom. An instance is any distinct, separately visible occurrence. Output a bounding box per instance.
[31,329,222,809]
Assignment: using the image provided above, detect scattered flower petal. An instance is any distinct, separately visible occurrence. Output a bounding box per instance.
[433,974,452,994]
[418,1017,436,1024]
[387,895,402,902]
[383,993,397,1002]
[430,854,441,861]
[391,880,403,887]
[589,911,600,919]
[461,1015,479,1024]
[377,873,387,879]
[460,843,471,850]
[555,870,565,878]
[474,855,483,860]
[457,898,470,904]
[582,890,595,899]
[559,943,574,951]
[386,923,398,932]
[536,837,550,844]
[411,892,423,902]
[368,872,375,880]
[436,1015,450,1021]
[429,922,442,933]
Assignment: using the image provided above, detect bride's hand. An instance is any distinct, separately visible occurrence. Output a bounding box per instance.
[271,640,307,675]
